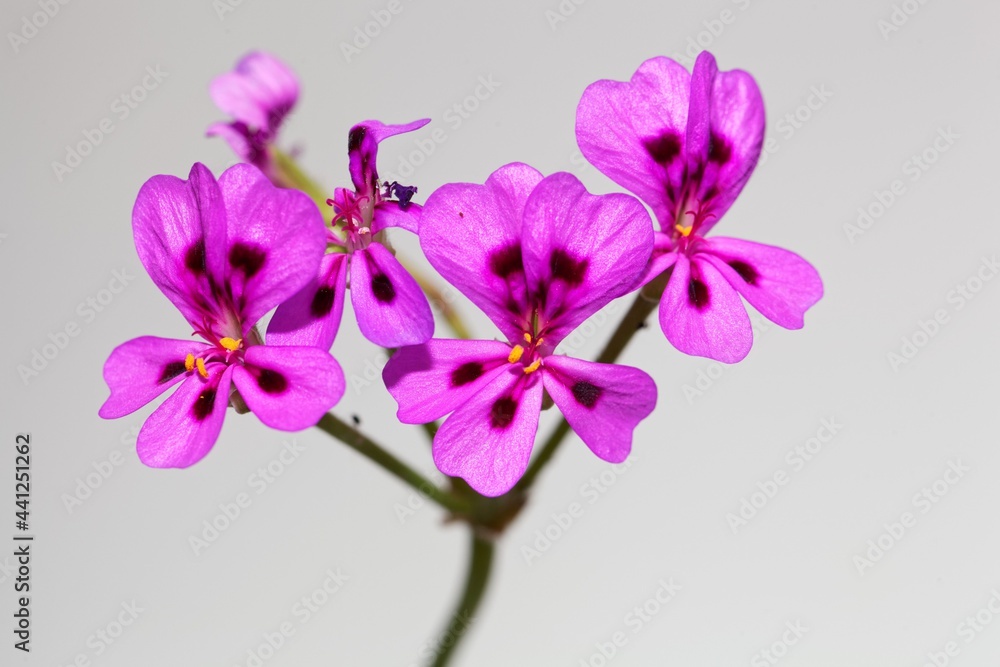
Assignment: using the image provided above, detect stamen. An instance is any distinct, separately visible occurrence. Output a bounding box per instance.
[675,222,693,237]
[220,337,242,352]
[508,345,524,363]
[523,332,532,343]
[195,358,209,379]
[184,354,195,372]
[523,359,542,374]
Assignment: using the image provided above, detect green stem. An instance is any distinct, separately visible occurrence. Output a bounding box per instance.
[314,413,471,515]
[514,273,668,494]
[428,531,495,667]
[271,148,331,215]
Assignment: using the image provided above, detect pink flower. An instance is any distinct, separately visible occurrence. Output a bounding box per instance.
[383,164,657,497]
[576,51,823,363]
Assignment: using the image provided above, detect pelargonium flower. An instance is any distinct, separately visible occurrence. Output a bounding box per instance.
[383,163,657,496]
[206,51,299,181]
[268,120,434,349]
[99,163,345,467]
[576,51,823,363]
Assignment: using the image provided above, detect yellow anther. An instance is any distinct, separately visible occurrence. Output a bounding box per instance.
[508,345,524,364]
[195,357,209,379]
[523,332,532,344]
[220,337,242,352]
[184,353,195,372]
[523,359,542,374]
[674,223,693,237]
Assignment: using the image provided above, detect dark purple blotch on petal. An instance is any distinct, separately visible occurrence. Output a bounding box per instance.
[643,131,682,166]
[185,240,206,275]
[371,273,395,303]
[688,277,710,310]
[490,396,517,429]
[310,287,336,317]
[708,131,732,165]
[728,260,758,285]
[158,361,188,384]
[549,248,588,286]
[192,387,217,421]
[489,243,523,279]
[571,381,602,409]
[348,126,366,152]
[450,361,484,387]
[257,368,288,394]
[229,242,266,278]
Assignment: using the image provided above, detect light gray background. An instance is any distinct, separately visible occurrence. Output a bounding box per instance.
[2,0,998,665]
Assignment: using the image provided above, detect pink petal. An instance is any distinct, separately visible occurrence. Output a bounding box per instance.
[372,200,421,234]
[136,365,234,468]
[131,163,228,326]
[217,163,328,330]
[659,253,752,363]
[420,162,544,341]
[267,252,348,349]
[433,371,544,497]
[542,356,656,463]
[576,56,692,225]
[635,232,678,288]
[348,118,431,196]
[205,121,253,163]
[383,339,513,424]
[697,237,823,329]
[210,51,298,131]
[686,51,765,233]
[349,242,434,347]
[233,345,345,431]
[521,172,653,344]
[99,336,212,419]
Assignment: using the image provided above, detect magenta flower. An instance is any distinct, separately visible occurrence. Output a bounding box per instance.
[268,119,435,349]
[383,164,657,496]
[99,163,345,468]
[206,51,299,181]
[576,51,823,363]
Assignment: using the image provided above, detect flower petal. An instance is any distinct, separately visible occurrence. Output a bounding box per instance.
[136,365,233,468]
[576,56,692,225]
[542,356,656,463]
[99,336,212,419]
[209,51,298,132]
[348,118,431,196]
[217,163,328,330]
[659,253,752,363]
[233,345,345,431]
[521,172,653,344]
[697,237,823,329]
[372,200,421,234]
[349,242,434,347]
[131,162,228,326]
[420,162,544,341]
[433,370,543,497]
[267,252,348,350]
[635,232,678,288]
[686,51,765,232]
[205,121,255,164]
[383,339,513,424]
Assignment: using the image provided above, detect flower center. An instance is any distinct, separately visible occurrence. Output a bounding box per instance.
[508,332,544,375]
[183,337,245,379]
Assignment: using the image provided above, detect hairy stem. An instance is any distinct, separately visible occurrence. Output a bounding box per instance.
[428,531,495,667]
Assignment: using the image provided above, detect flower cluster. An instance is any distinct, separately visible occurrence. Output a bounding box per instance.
[101,50,821,496]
